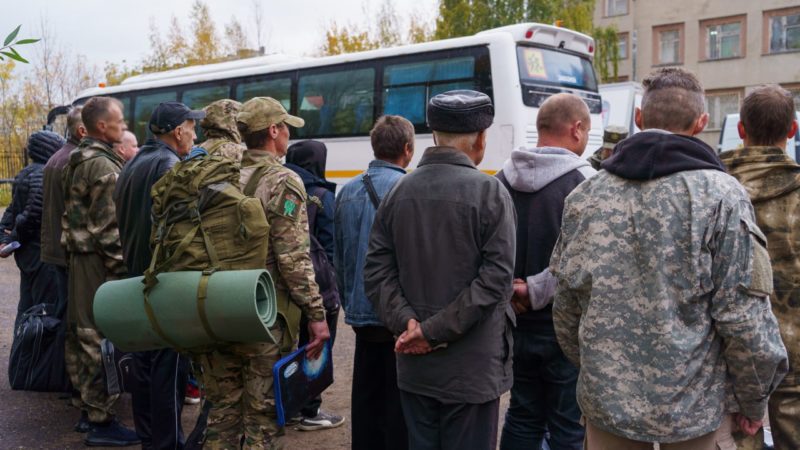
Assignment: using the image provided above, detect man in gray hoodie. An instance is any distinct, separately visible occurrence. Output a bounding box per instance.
[497,93,595,450]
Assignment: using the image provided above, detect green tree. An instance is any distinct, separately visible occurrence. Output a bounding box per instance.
[592,26,620,83]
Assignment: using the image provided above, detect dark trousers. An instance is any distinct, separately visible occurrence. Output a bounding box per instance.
[13,241,58,328]
[131,349,189,450]
[352,327,408,450]
[297,308,339,417]
[500,328,583,450]
[400,390,499,450]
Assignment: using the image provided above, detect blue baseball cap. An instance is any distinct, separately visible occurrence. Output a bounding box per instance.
[148,101,206,135]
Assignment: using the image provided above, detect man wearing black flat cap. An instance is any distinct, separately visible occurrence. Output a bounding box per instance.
[365,90,517,450]
[114,100,205,450]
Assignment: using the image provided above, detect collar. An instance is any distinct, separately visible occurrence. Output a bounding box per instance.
[152,137,180,158]
[242,149,281,167]
[368,159,406,173]
[418,146,477,170]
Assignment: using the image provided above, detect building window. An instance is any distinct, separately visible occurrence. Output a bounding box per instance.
[766,7,800,53]
[701,16,745,60]
[705,90,741,131]
[618,33,629,60]
[605,0,628,17]
[653,24,684,65]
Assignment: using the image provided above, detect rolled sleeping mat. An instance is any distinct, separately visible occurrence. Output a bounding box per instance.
[94,269,277,352]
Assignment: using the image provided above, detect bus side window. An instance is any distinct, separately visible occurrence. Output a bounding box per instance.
[383,57,476,127]
[133,91,177,142]
[297,68,375,138]
[115,96,132,132]
[181,84,232,141]
[235,78,291,110]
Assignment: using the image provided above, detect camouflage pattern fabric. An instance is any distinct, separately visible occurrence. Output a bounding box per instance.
[550,168,788,443]
[587,147,604,171]
[61,138,125,423]
[66,252,121,423]
[200,99,245,163]
[61,137,126,276]
[721,146,800,450]
[201,319,287,450]
[239,150,326,325]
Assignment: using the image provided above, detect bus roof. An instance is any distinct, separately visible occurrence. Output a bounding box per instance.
[75,22,595,101]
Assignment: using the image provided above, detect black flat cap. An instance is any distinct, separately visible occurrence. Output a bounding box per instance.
[427,90,494,133]
[149,101,206,135]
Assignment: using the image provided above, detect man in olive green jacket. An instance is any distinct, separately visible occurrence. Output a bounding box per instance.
[721,85,800,450]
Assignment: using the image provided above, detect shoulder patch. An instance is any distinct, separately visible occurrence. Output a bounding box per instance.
[268,174,307,221]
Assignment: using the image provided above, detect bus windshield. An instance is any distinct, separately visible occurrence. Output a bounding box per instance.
[516,46,597,92]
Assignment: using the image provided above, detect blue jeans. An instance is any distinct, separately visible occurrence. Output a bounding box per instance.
[500,327,583,450]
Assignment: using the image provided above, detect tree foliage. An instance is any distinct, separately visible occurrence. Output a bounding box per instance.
[318,0,435,56]
[0,25,40,64]
[1,21,98,198]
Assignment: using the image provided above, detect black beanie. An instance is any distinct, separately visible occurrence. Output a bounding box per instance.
[27,130,65,164]
[426,90,494,133]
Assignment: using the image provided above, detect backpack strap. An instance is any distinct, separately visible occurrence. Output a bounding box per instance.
[361,173,381,209]
[243,162,277,197]
[306,186,327,236]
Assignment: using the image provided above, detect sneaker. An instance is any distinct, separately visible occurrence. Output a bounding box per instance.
[84,419,141,447]
[296,410,345,431]
[184,384,201,405]
[286,413,304,425]
[74,411,91,433]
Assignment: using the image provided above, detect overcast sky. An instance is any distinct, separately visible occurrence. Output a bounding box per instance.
[3,0,438,69]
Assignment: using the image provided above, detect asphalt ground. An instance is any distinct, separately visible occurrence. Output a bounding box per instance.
[0,208,511,449]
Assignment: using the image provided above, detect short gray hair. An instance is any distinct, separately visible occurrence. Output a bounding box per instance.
[67,105,84,139]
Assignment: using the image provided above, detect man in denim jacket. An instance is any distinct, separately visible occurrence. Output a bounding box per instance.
[334,115,414,450]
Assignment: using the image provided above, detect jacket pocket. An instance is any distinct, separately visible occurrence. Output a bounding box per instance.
[739,219,773,299]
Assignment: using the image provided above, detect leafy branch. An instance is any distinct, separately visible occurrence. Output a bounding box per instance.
[0,25,40,64]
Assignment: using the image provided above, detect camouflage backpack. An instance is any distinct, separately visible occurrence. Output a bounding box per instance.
[145,153,269,287]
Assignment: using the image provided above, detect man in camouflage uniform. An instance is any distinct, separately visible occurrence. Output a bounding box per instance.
[721,85,800,450]
[62,96,139,446]
[587,125,628,171]
[199,99,244,163]
[195,96,329,449]
[550,67,788,449]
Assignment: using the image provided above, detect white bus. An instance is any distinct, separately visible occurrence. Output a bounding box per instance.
[71,23,602,183]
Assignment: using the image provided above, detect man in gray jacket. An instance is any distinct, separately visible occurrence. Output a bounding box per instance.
[365,90,516,450]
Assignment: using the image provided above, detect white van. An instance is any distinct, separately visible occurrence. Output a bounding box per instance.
[718,112,800,161]
[599,81,643,135]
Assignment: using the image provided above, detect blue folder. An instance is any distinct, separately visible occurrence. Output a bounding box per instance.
[272,341,334,427]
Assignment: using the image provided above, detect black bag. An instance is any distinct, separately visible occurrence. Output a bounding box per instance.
[8,303,70,392]
[307,186,340,313]
[100,339,133,395]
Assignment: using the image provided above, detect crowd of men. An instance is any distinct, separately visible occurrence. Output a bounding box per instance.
[0,65,798,450]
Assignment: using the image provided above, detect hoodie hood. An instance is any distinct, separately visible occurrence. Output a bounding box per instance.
[286,140,328,181]
[720,146,800,203]
[285,162,337,193]
[502,147,593,192]
[601,130,725,180]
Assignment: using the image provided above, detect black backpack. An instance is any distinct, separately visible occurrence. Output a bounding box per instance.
[306,186,340,314]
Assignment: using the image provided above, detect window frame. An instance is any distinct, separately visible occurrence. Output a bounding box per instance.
[704,89,743,131]
[617,32,630,60]
[605,0,628,17]
[700,15,746,61]
[380,46,492,134]
[652,23,685,66]
[764,6,800,54]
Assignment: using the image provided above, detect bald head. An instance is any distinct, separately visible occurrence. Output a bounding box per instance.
[114,130,139,162]
[536,93,592,155]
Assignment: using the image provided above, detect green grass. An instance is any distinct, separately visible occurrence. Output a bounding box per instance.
[0,185,10,208]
